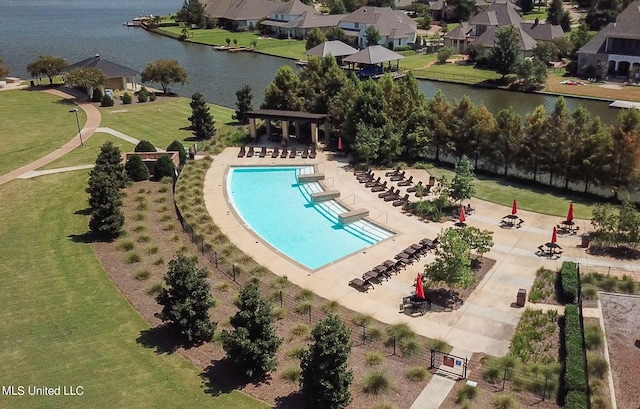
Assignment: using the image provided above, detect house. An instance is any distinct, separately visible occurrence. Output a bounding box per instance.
[577,0,640,80]
[260,0,344,38]
[203,0,281,30]
[444,1,564,54]
[63,55,139,91]
[338,7,417,49]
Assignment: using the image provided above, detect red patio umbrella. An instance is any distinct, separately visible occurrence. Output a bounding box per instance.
[551,226,557,244]
[415,273,425,300]
[567,202,574,223]
[338,136,343,151]
[459,206,466,223]
[511,199,518,215]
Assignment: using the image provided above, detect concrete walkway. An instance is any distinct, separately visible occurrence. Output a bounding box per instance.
[17,164,95,179]
[95,126,165,151]
[0,89,101,186]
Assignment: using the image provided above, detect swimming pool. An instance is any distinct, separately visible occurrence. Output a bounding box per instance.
[227,166,393,270]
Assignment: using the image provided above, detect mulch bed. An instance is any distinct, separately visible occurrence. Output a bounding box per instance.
[92,180,438,409]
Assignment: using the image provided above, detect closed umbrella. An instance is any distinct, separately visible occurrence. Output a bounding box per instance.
[459,206,466,223]
[415,273,425,300]
[552,226,557,244]
[338,137,343,151]
[567,203,574,223]
[512,199,517,215]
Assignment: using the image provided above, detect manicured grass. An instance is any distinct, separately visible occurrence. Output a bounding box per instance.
[399,53,438,70]
[38,132,135,170]
[0,89,86,176]
[99,97,236,149]
[523,8,548,21]
[0,173,269,409]
[424,165,597,219]
[546,72,640,102]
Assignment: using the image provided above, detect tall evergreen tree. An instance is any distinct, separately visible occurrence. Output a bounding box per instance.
[547,0,571,31]
[564,107,590,189]
[155,253,216,343]
[519,105,547,182]
[188,92,216,140]
[540,97,570,186]
[300,314,353,409]
[221,283,282,378]
[232,84,253,125]
[490,26,522,78]
[176,0,208,27]
[262,66,304,111]
[576,117,610,193]
[87,171,125,238]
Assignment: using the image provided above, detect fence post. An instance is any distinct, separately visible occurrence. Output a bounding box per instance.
[543,376,548,401]
[362,326,366,345]
[214,251,218,268]
[502,367,507,391]
[232,264,236,282]
[392,336,396,356]
[307,304,311,323]
[429,349,434,369]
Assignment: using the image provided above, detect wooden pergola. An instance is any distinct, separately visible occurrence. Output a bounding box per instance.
[247,109,329,145]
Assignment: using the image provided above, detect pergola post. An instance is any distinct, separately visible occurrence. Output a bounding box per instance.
[282,121,290,145]
[310,123,318,144]
[249,118,257,140]
[324,120,330,144]
[295,121,301,141]
[266,121,272,140]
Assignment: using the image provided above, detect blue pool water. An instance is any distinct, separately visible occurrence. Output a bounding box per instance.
[227,166,392,270]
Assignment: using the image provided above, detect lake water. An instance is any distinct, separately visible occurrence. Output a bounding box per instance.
[0,0,617,122]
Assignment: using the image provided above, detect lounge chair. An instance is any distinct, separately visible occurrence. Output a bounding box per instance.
[397,175,414,186]
[289,147,296,158]
[427,176,436,187]
[406,181,422,193]
[259,146,267,158]
[365,177,381,188]
[385,168,402,177]
[246,146,255,158]
[348,277,374,292]
[309,145,316,159]
[237,146,246,158]
[301,147,309,159]
[280,147,288,158]
[383,189,401,201]
[371,181,387,192]
[271,147,279,158]
[355,169,372,177]
[378,187,395,198]
[393,194,410,207]
[357,172,375,182]
[389,171,405,181]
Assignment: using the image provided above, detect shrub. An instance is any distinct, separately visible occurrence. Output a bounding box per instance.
[560,262,579,303]
[582,284,599,300]
[483,365,502,383]
[493,393,517,409]
[149,92,157,101]
[137,234,151,243]
[135,269,151,280]
[296,288,313,301]
[564,305,587,392]
[100,94,114,107]
[154,155,175,180]
[364,326,383,342]
[147,282,163,295]
[619,276,636,293]
[134,140,157,152]
[362,371,391,395]
[287,346,306,359]
[125,154,150,181]
[321,300,340,314]
[399,337,422,357]
[456,384,478,403]
[352,313,374,327]
[153,257,164,265]
[386,323,415,345]
[132,224,146,233]
[602,277,617,292]
[146,246,159,255]
[290,323,311,340]
[565,390,588,409]
[166,140,187,165]
[587,353,608,379]
[271,306,287,320]
[373,402,396,409]
[126,251,141,263]
[280,366,301,383]
[121,92,132,104]
[584,323,603,350]
[92,88,103,102]
[294,301,312,314]
[137,86,149,102]
[429,338,450,352]
[364,351,384,366]
[133,213,145,221]
[405,366,429,382]
[117,240,134,251]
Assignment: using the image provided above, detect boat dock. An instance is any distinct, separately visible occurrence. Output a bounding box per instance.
[609,100,640,110]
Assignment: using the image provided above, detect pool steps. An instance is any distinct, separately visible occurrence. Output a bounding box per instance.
[311,190,340,202]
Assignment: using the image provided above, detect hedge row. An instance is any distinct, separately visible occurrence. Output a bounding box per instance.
[560,262,579,303]
[564,305,588,405]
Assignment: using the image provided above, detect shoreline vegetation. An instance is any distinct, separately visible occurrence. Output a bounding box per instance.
[147,22,640,103]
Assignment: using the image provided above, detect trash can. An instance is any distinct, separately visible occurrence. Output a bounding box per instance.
[516,289,526,307]
[30,80,34,86]
[581,233,590,248]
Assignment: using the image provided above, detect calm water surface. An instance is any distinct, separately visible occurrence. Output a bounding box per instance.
[0,0,616,122]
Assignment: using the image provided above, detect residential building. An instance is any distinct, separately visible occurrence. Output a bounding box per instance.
[577,0,640,80]
[338,7,417,49]
[63,55,139,91]
[204,0,280,30]
[260,0,344,39]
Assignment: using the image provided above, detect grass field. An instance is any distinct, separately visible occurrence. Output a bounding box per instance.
[99,97,236,149]
[0,172,269,409]
[0,89,87,176]
[425,165,597,219]
[546,72,640,101]
[39,132,135,170]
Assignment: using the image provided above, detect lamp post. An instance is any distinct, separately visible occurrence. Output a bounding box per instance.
[69,108,84,147]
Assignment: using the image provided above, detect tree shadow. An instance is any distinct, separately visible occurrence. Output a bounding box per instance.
[200,358,274,397]
[67,232,94,244]
[136,325,183,354]
[53,98,78,106]
[74,207,91,216]
[274,391,305,409]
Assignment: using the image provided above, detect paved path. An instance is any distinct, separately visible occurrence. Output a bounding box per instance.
[0,89,101,186]
[96,126,165,151]
[17,164,95,179]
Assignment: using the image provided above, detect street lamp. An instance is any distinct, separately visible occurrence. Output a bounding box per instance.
[69,108,84,147]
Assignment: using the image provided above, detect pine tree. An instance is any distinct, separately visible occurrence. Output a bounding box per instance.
[166,140,187,165]
[300,314,353,409]
[221,283,282,378]
[547,0,571,31]
[232,84,253,125]
[90,141,127,188]
[87,171,125,238]
[188,92,215,140]
[125,154,150,182]
[155,254,216,343]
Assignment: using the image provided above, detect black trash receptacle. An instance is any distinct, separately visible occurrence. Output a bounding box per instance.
[581,233,590,248]
[30,80,35,86]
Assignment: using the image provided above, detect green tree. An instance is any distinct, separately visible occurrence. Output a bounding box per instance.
[540,97,570,186]
[262,66,304,111]
[456,227,494,258]
[232,84,253,124]
[446,0,476,22]
[451,96,479,160]
[518,105,547,182]
[515,57,548,89]
[424,228,473,297]
[121,92,132,104]
[26,55,68,85]
[532,41,560,66]
[154,155,176,180]
[90,141,127,189]
[87,171,125,238]
[585,0,625,30]
[490,26,522,78]
[156,253,215,343]
[606,108,640,198]
[135,140,157,152]
[166,140,187,165]
[100,94,114,107]
[221,283,282,378]
[426,90,453,161]
[365,25,381,46]
[547,0,571,31]
[189,92,216,140]
[327,74,361,140]
[328,0,347,14]
[141,59,188,94]
[306,28,327,50]
[564,106,590,189]
[0,58,9,79]
[575,117,611,192]
[326,26,347,42]
[66,67,107,98]
[343,80,386,145]
[300,314,353,409]
[342,0,361,12]
[354,122,382,164]
[437,46,455,64]
[176,0,208,27]
[450,156,475,204]
[125,154,150,181]
[489,107,523,176]
[519,0,534,13]
[570,23,596,56]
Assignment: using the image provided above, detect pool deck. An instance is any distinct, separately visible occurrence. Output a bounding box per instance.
[204,146,639,358]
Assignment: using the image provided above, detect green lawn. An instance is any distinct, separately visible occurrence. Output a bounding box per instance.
[39,132,135,170]
[99,97,236,149]
[0,173,269,409]
[425,165,596,219]
[411,62,501,84]
[399,53,437,70]
[0,89,87,176]
[523,7,548,21]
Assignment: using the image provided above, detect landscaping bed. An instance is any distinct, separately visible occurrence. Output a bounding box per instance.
[425,257,495,310]
[92,174,440,409]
